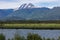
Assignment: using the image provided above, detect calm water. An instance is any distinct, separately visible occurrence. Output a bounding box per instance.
[0,29,60,40]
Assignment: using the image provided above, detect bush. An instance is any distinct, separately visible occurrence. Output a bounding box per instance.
[27,33,42,40]
[0,33,5,40]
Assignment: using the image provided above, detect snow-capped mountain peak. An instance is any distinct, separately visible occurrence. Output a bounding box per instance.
[19,3,35,9]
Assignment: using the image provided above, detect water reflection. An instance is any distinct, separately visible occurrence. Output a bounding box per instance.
[0,29,60,40]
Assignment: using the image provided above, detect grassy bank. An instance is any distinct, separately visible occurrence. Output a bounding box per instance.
[0,23,60,29]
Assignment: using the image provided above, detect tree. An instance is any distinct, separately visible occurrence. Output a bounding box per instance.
[8,38,10,40]
[0,33,5,40]
[43,37,46,40]
[51,38,55,40]
[46,38,51,40]
[13,33,25,40]
[57,36,60,40]
[27,33,42,40]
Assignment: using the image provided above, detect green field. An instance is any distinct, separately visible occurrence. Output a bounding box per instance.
[0,23,60,29]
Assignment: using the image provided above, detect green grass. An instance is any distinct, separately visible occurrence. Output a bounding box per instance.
[1,23,60,29]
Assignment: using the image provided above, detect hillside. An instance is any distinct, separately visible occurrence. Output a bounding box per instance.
[0,3,60,21]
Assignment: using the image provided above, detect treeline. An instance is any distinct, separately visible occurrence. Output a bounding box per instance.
[0,20,60,24]
[0,33,60,40]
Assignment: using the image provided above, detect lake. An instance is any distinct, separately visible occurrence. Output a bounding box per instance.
[0,29,60,40]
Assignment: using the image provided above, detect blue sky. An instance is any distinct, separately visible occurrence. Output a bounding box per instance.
[0,0,59,9]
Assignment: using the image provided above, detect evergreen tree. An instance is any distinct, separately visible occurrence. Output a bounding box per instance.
[0,33,5,40]
[46,38,51,40]
[57,36,60,40]
[13,33,25,40]
[27,33,42,40]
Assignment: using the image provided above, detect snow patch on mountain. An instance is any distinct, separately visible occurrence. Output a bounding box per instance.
[19,3,36,9]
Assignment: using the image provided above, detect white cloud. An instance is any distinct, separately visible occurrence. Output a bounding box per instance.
[19,0,58,4]
[0,0,59,9]
[0,0,18,2]
[18,0,59,8]
[0,1,20,9]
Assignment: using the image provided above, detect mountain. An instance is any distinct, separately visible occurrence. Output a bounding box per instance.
[4,3,50,21]
[43,7,60,20]
[19,3,35,9]
[0,3,60,21]
[0,9,14,19]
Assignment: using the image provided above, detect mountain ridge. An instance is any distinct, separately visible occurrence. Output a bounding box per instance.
[0,3,60,21]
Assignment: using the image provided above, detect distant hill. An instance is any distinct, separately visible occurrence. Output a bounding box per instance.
[0,3,60,21]
[0,9,13,20]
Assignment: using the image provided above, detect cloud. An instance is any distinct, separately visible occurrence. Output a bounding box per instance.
[0,0,18,2]
[18,0,59,8]
[0,1,19,9]
[0,0,59,9]
[35,1,59,8]
[19,0,58,4]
